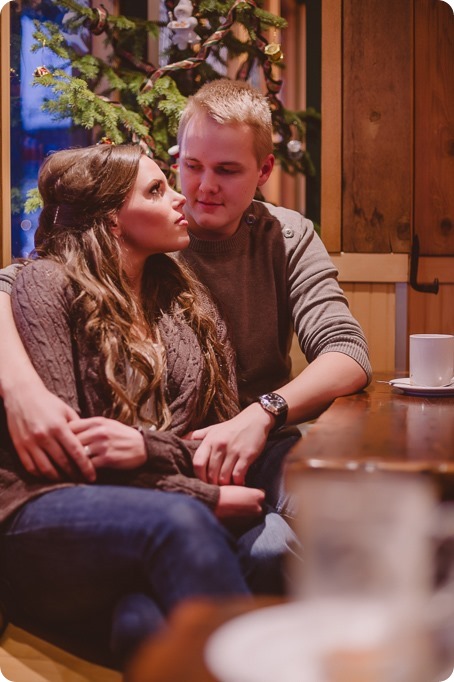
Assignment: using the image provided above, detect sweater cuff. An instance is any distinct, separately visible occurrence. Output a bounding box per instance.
[156,475,220,510]
[320,342,372,385]
[0,263,24,295]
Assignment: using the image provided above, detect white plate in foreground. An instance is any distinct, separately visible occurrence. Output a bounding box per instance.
[388,378,454,396]
[204,601,397,682]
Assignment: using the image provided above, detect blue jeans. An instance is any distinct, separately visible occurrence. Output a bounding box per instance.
[0,434,301,663]
[246,431,300,516]
[0,486,250,664]
[240,431,302,594]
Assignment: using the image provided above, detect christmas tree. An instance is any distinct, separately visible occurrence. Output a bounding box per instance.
[25,0,320,210]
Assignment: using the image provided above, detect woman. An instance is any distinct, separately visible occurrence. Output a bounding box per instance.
[0,144,296,666]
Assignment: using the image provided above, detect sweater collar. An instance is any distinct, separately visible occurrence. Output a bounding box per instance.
[187,203,259,255]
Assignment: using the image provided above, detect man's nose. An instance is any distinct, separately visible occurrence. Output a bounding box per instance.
[199,170,218,193]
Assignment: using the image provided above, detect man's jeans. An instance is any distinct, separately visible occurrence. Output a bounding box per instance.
[241,431,302,594]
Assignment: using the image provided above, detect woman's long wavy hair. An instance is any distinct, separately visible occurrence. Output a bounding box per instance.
[35,143,239,429]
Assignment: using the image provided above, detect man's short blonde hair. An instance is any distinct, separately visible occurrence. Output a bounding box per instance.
[178,79,273,165]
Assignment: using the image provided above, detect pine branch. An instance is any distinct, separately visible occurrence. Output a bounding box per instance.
[25,0,320,182]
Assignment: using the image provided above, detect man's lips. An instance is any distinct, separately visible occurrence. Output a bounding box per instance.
[196,199,223,208]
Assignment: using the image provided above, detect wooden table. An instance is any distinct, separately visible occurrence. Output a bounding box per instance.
[124,598,280,682]
[125,375,454,681]
[285,374,454,497]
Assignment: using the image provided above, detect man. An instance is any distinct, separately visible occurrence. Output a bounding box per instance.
[177,79,371,486]
[0,79,370,485]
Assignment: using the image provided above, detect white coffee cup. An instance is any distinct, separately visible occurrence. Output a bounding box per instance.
[409,334,454,387]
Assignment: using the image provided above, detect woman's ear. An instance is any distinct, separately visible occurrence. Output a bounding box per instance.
[110,214,121,239]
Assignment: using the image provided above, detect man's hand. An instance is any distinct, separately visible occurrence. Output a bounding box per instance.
[214,485,265,520]
[70,417,147,470]
[4,385,96,482]
[188,403,275,486]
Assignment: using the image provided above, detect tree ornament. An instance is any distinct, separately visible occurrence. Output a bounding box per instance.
[87,5,108,36]
[33,66,51,78]
[167,0,201,51]
[287,139,303,159]
[98,137,115,145]
[264,42,283,62]
[168,144,179,158]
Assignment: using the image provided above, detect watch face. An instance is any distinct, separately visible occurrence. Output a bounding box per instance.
[260,393,287,415]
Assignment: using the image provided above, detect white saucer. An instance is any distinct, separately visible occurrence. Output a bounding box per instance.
[388,378,454,396]
[205,601,397,682]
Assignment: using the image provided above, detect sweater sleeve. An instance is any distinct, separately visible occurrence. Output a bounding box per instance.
[0,262,24,295]
[103,431,221,509]
[143,433,220,510]
[10,259,82,412]
[283,214,372,383]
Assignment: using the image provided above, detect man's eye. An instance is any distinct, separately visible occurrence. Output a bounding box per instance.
[184,161,201,171]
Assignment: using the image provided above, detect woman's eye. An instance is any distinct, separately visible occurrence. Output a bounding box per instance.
[149,182,162,196]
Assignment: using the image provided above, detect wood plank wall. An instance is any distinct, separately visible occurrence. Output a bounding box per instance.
[414,0,454,256]
[342,0,413,254]
[409,285,454,335]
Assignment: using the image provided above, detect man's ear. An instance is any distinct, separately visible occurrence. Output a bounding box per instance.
[257,154,275,187]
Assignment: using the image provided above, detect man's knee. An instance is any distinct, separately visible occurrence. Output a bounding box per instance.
[237,512,301,595]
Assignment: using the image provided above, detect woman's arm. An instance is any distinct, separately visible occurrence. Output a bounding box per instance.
[5,262,95,481]
[68,415,264,519]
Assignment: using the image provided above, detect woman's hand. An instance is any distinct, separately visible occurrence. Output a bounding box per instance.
[214,485,265,520]
[69,417,147,470]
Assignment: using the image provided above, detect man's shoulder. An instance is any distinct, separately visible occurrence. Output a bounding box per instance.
[14,258,70,294]
[16,257,64,279]
[252,201,314,241]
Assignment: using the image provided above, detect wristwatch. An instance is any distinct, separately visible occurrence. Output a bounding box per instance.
[256,392,288,431]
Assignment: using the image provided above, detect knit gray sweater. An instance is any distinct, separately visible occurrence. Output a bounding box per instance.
[182,201,372,405]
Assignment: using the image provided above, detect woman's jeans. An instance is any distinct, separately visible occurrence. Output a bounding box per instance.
[1,487,250,662]
[0,433,300,663]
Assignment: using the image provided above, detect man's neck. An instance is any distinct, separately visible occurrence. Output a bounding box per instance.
[187,218,243,242]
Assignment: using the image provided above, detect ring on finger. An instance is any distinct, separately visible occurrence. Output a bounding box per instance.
[84,445,92,458]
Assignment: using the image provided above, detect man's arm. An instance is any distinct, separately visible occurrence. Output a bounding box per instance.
[190,352,367,486]
[191,216,371,486]
[0,284,95,482]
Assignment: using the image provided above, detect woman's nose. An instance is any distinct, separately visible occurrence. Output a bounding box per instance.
[173,189,186,207]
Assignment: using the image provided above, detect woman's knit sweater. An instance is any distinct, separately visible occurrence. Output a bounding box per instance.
[0,259,235,524]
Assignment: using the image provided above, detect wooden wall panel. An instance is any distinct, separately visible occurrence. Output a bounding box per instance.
[408,284,454,335]
[280,0,306,215]
[343,283,396,372]
[414,0,454,256]
[321,0,342,252]
[263,0,307,216]
[342,0,413,253]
